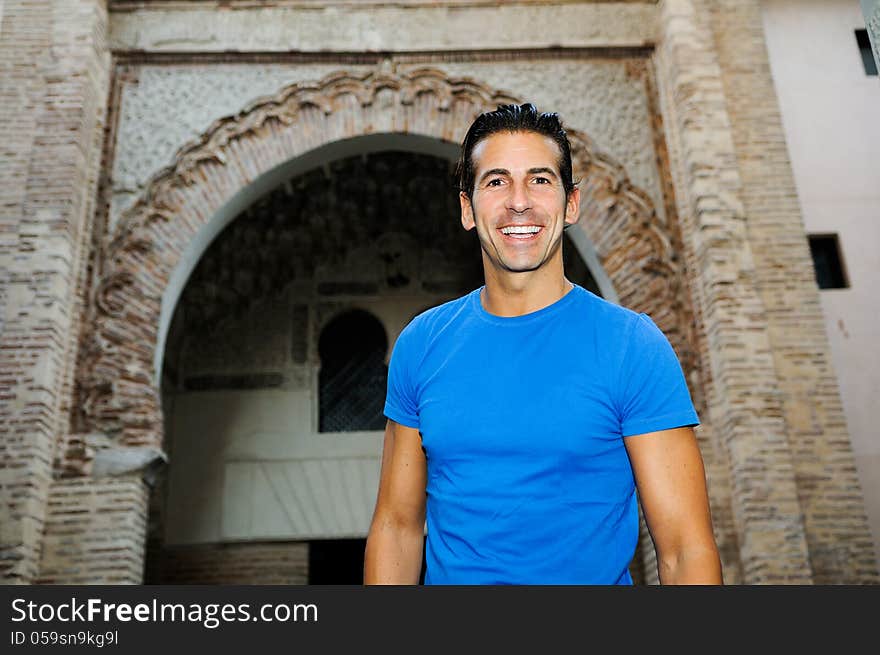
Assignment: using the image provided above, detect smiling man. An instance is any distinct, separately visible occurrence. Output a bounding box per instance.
[364,103,722,585]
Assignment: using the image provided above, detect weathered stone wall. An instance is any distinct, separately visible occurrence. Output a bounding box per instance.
[706,0,877,583]
[108,0,659,53]
[0,0,111,584]
[763,0,880,572]
[656,0,814,583]
[36,475,148,584]
[655,0,877,583]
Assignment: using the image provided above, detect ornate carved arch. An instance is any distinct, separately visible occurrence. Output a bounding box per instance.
[70,65,699,470]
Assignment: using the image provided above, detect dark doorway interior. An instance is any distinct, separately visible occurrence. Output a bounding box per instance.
[308,538,428,584]
[308,539,368,584]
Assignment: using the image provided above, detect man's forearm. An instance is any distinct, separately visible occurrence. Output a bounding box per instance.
[364,519,424,584]
[657,545,723,585]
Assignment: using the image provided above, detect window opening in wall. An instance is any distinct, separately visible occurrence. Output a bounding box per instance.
[318,309,388,432]
[808,234,849,290]
[856,29,879,76]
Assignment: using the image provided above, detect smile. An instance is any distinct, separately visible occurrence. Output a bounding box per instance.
[498,225,543,240]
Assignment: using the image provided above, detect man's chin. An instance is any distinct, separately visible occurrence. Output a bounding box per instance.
[497,259,543,273]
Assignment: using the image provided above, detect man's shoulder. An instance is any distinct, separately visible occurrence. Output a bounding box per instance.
[414,290,475,322]
[397,288,477,343]
[569,286,675,357]
[571,285,642,330]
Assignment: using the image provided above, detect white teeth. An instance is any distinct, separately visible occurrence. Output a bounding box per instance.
[501,226,541,235]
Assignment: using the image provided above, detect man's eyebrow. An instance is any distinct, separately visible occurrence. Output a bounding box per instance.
[478,168,510,184]
[527,167,559,178]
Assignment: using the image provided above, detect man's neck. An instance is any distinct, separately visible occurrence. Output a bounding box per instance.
[480,265,573,317]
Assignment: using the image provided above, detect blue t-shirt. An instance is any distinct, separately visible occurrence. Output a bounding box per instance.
[383,284,699,585]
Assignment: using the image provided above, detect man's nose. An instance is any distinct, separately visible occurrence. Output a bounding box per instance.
[506,181,531,214]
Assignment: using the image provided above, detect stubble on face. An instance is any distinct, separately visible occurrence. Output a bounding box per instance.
[461,131,579,280]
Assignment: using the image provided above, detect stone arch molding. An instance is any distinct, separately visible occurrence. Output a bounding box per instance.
[70,65,696,470]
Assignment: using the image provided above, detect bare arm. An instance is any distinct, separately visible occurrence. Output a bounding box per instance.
[624,426,723,584]
[364,419,427,584]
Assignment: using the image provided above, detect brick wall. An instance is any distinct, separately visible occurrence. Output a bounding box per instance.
[656,0,814,583]
[706,0,878,583]
[36,475,148,584]
[145,542,309,585]
[0,0,110,583]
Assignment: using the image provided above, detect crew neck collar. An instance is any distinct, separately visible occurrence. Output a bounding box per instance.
[470,282,582,325]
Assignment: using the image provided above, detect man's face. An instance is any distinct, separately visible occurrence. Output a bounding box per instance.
[460,130,579,277]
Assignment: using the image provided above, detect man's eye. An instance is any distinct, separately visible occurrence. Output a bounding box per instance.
[533,177,550,184]
[487,179,503,187]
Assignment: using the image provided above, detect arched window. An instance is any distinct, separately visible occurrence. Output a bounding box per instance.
[318,309,388,432]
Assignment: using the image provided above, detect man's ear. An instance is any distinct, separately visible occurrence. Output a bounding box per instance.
[564,187,581,226]
[460,191,475,231]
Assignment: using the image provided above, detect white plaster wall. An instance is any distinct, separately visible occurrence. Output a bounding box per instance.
[762,0,880,566]
[166,388,383,544]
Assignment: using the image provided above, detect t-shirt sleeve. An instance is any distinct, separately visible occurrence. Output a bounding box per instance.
[383,322,421,429]
[618,313,700,437]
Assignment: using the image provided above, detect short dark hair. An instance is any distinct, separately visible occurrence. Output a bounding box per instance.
[455,103,576,200]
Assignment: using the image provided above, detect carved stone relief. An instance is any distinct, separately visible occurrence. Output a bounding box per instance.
[430,60,667,223]
[110,58,665,233]
[111,64,374,232]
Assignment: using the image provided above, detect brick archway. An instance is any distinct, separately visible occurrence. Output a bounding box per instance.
[69,65,695,469]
